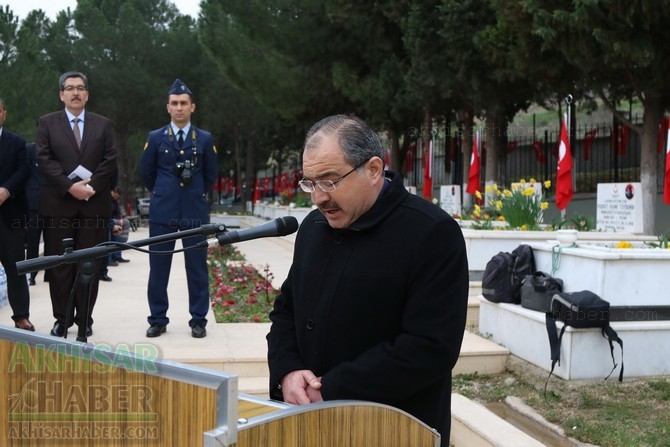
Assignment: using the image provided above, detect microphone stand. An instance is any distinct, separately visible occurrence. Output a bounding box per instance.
[17,223,228,343]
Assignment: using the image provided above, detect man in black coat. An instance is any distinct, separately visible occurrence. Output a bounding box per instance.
[266,114,469,441]
[0,98,32,331]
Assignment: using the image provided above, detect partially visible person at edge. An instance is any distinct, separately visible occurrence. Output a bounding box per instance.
[25,142,45,286]
[266,114,469,440]
[36,71,117,339]
[0,98,32,331]
[140,79,218,339]
[107,186,131,267]
[98,186,126,283]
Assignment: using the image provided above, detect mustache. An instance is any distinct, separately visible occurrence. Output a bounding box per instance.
[318,201,338,211]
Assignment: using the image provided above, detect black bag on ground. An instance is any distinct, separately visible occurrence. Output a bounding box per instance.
[482,244,535,304]
[545,290,624,389]
[520,271,563,312]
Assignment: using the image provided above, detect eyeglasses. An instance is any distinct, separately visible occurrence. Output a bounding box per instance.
[298,160,368,193]
[62,85,88,93]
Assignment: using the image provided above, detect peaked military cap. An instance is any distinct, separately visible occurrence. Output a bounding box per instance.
[168,78,193,96]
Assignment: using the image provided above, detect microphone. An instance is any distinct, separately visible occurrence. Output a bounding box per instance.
[198,216,299,248]
[16,222,228,275]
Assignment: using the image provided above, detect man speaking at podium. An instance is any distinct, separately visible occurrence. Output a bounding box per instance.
[267,114,469,440]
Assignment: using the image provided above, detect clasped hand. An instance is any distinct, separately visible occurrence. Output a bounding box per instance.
[68,179,96,201]
[280,370,323,405]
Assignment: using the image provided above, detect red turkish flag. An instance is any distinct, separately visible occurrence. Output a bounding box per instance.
[664,117,670,205]
[583,127,598,161]
[253,179,261,202]
[422,139,433,199]
[556,113,573,211]
[405,142,415,172]
[613,123,629,155]
[533,140,545,163]
[466,131,481,195]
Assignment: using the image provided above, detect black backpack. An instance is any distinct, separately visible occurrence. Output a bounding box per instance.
[482,244,536,304]
[544,290,624,391]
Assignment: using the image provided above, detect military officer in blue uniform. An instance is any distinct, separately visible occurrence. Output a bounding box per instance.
[140,79,218,338]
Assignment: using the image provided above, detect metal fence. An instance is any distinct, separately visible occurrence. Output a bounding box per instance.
[404,118,667,194]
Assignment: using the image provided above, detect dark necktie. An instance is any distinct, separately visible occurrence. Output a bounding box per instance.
[177,129,184,148]
[72,117,82,149]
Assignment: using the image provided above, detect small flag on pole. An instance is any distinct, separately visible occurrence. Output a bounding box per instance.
[556,113,574,210]
[422,139,433,200]
[466,131,481,195]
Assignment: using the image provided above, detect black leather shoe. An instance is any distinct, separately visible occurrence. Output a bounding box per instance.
[108,260,119,267]
[29,278,36,286]
[146,324,166,338]
[191,323,207,338]
[50,321,67,337]
[117,258,130,263]
[74,325,93,340]
[100,273,112,282]
[15,319,35,331]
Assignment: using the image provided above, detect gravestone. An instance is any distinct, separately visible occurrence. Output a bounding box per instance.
[439,185,461,215]
[596,182,643,233]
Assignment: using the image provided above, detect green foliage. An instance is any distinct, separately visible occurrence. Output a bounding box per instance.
[644,233,670,249]
[291,192,312,208]
[485,179,551,230]
[648,379,670,401]
[569,214,596,232]
[548,213,596,231]
[454,371,670,447]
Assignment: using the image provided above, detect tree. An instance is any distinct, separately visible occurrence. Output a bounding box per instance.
[60,0,212,203]
[0,7,59,138]
[519,0,670,234]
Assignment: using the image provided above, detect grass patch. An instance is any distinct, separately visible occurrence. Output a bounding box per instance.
[453,362,670,447]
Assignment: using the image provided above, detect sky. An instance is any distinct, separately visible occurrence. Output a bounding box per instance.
[2,0,201,20]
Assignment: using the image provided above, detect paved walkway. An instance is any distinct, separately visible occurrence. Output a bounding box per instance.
[0,217,294,369]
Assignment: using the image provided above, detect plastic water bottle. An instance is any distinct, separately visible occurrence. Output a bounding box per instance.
[0,265,8,308]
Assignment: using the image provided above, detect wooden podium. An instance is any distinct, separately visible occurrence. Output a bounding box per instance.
[0,326,440,446]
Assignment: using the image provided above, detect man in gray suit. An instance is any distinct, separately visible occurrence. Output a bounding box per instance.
[0,98,32,331]
[36,71,117,340]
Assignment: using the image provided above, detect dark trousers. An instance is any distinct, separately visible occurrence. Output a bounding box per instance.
[42,215,108,327]
[147,222,209,327]
[0,218,29,321]
[26,208,44,282]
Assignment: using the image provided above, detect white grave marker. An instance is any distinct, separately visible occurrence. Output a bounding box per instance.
[596,182,643,233]
[440,185,462,215]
